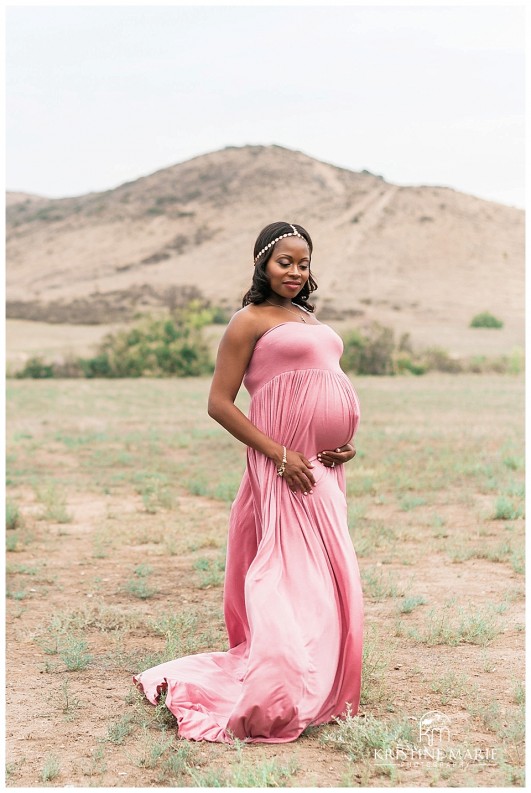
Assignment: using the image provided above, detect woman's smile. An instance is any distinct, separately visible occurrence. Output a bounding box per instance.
[265,236,311,301]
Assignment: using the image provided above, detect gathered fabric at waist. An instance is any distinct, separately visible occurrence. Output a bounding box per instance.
[247,368,360,461]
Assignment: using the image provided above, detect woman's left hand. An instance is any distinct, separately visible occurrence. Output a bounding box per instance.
[317,443,356,468]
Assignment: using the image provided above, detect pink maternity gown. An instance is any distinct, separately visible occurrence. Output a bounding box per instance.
[133,321,363,743]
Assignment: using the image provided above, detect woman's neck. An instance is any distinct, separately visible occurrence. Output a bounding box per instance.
[266,295,295,307]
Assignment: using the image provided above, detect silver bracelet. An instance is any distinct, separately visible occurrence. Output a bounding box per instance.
[277,445,287,477]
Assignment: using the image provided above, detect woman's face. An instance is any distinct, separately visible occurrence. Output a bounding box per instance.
[264,236,311,300]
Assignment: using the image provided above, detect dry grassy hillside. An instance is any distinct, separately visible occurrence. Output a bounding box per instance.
[6,145,524,353]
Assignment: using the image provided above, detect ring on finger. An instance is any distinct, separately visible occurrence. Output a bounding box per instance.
[331,461,335,468]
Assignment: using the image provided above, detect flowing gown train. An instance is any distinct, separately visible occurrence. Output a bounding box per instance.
[133,321,364,743]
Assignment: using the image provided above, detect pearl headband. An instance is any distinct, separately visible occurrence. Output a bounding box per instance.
[254,224,307,264]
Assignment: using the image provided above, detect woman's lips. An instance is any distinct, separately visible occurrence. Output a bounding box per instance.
[284,282,301,289]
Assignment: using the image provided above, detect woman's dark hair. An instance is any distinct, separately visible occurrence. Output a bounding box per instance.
[242,221,317,311]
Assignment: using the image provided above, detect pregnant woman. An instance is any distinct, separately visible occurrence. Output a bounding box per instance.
[134,221,364,743]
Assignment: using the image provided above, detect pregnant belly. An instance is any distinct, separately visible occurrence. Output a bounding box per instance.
[249,370,360,459]
[309,376,359,453]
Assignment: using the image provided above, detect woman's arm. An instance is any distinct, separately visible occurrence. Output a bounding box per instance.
[208,311,316,493]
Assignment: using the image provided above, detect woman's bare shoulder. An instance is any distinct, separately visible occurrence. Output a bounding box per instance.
[225,304,266,341]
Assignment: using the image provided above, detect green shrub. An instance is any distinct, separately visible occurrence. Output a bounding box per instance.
[470,312,504,329]
[465,350,524,375]
[6,501,22,531]
[467,355,490,374]
[422,347,462,373]
[360,323,395,375]
[14,305,216,379]
[493,497,522,520]
[79,353,114,378]
[507,347,525,375]
[342,323,395,375]
[79,308,215,378]
[210,305,231,324]
[15,356,54,378]
[341,330,365,373]
[91,327,210,377]
[395,356,427,376]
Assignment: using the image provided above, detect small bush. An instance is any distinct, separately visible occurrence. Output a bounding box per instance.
[341,330,365,373]
[124,565,158,599]
[342,323,395,375]
[422,347,462,373]
[6,501,22,531]
[470,311,504,329]
[79,353,114,378]
[41,754,61,782]
[16,356,54,378]
[81,310,214,378]
[395,356,426,376]
[13,304,216,379]
[60,636,93,671]
[320,706,414,761]
[493,497,522,521]
[465,351,524,375]
[36,484,73,524]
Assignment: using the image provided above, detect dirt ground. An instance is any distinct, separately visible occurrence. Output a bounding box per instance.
[5,375,525,787]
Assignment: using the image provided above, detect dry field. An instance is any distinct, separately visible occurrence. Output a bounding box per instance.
[5,374,525,787]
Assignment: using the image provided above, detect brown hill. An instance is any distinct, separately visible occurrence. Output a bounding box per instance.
[6,144,524,352]
[6,191,49,207]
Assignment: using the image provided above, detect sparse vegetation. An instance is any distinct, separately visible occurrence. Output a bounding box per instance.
[6,500,22,530]
[124,566,159,600]
[6,533,19,553]
[340,324,520,376]
[41,754,61,782]
[493,496,523,520]
[402,604,502,647]
[37,616,93,671]
[137,474,175,513]
[194,555,225,589]
[59,679,84,718]
[35,483,73,524]
[105,713,136,744]
[60,636,93,671]
[5,374,523,787]
[188,741,299,788]
[398,595,427,614]
[320,705,414,762]
[361,567,405,600]
[359,632,392,705]
[430,671,470,704]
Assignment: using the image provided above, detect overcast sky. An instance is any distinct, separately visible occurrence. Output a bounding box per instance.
[5,2,525,208]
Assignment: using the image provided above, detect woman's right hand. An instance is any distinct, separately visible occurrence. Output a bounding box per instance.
[281,450,316,495]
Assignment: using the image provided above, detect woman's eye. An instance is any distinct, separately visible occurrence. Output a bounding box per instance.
[278,261,309,270]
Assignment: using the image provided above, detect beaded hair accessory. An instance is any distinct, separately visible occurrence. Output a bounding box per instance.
[254,224,307,264]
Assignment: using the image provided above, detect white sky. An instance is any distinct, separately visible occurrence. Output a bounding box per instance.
[5,2,526,208]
